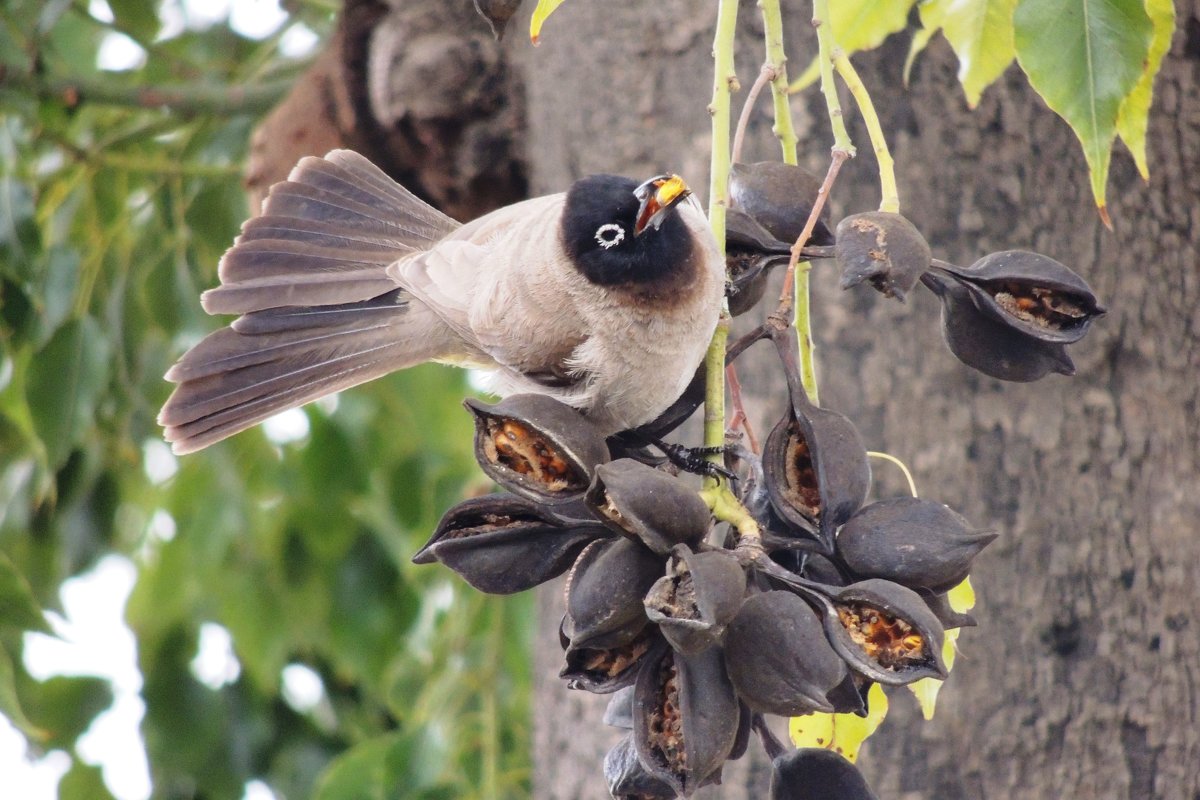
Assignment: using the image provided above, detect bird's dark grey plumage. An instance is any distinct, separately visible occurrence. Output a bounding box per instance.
[159,150,723,454]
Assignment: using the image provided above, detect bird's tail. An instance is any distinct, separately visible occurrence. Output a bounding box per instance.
[158,150,460,454]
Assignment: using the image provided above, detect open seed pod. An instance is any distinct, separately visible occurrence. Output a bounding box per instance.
[723,591,847,716]
[729,161,834,246]
[644,545,747,655]
[412,493,609,594]
[770,748,880,800]
[836,211,931,302]
[936,251,1105,344]
[585,460,711,555]
[922,270,1077,381]
[465,394,610,505]
[836,496,997,593]
[564,537,664,651]
[725,208,792,316]
[763,391,871,552]
[810,578,948,685]
[605,733,676,799]
[562,623,659,693]
[633,642,741,797]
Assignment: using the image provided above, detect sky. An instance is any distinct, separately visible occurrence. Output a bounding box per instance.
[1,2,322,798]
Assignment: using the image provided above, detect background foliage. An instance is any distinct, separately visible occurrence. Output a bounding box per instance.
[0,1,532,797]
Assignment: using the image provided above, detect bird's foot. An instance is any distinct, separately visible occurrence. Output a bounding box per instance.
[653,440,735,480]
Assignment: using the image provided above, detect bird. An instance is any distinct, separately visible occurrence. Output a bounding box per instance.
[158,149,726,455]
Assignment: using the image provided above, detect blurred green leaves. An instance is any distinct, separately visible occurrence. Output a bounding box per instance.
[0,2,532,797]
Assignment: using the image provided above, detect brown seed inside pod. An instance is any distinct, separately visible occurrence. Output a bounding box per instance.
[441,513,520,540]
[484,418,582,491]
[785,424,822,516]
[579,628,654,679]
[837,604,927,671]
[648,659,686,772]
[990,281,1090,329]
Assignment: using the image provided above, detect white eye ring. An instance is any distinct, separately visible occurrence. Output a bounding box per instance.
[594,223,625,249]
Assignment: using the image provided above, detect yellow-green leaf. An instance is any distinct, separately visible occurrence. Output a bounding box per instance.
[904,25,936,88]
[789,683,889,763]
[790,1,919,92]
[919,0,1018,107]
[1116,0,1175,179]
[1014,0,1153,221]
[529,0,567,45]
[947,575,977,613]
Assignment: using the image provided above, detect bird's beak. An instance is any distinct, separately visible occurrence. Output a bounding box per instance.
[633,174,691,236]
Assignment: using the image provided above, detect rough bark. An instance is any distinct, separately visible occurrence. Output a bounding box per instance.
[520,1,1200,799]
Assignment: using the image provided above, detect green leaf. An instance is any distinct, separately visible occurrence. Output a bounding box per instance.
[529,0,567,44]
[59,760,117,800]
[0,643,42,740]
[791,0,919,92]
[16,675,114,751]
[1115,0,1174,178]
[1014,0,1153,221]
[0,550,50,633]
[903,25,936,88]
[106,0,160,44]
[26,317,111,469]
[919,0,1018,107]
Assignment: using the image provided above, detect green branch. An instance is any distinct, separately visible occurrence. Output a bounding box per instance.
[0,62,290,116]
[759,0,798,164]
[812,0,854,157]
[833,52,899,212]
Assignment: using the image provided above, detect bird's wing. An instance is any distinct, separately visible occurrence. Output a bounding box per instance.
[388,193,588,379]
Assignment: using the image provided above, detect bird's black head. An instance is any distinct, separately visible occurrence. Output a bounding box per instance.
[560,174,697,287]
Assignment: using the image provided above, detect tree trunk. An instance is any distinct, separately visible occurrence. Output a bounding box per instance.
[520,1,1200,798]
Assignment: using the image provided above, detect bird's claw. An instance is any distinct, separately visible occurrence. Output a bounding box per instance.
[655,441,736,480]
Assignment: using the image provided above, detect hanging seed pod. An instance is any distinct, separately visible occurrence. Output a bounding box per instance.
[922,270,1077,381]
[729,161,834,246]
[937,251,1105,344]
[412,494,609,594]
[723,591,847,716]
[835,211,931,302]
[725,208,792,316]
[465,394,610,505]
[605,733,677,799]
[770,748,880,800]
[585,460,711,555]
[763,390,871,552]
[472,0,522,39]
[923,590,977,630]
[633,642,741,797]
[813,579,947,685]
[561,624,659,693]
[564,538,664,651]
[836,497,997,593]
[644,546,747,655]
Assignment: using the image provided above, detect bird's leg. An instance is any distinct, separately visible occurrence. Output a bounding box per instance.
[646,436,735,480]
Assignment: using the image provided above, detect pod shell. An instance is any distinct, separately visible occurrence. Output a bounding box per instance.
[586,460,711,555]
[836,211,931,302]
[644,546,747,655]
[770,748,880,800]
[729,161,834,246]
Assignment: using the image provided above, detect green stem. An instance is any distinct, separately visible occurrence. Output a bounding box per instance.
[833,51,899,212]
[758,0,798,164]
[812,0,855,157]
[792,261,819,404]
[0,63,290,116]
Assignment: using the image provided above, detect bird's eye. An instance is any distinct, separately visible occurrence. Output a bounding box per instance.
[594,223,626,249]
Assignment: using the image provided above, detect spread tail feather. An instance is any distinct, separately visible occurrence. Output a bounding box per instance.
[160,150,461,453]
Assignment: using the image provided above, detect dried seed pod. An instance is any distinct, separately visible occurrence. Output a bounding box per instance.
[835,497,997,593]
[585,460,711,555]
[466,394,610,505]
[723,591,847,716]
[725,208,791,316]
[939,250,1105,344]
[561,623,658,693]
[729,161,834,246]
[815,579,947,685]
[603,686,637,729]
[564,538,664,651]
[923,270,1077,381]
[644,546,747,655]
[770,748,880,800]
[605,733,677,799]
[472,0,522,39]
[763,391,871,552]
[836,211,931,302]
[922,590,977,630]
[412,494,608,594]
[633,642,741,797]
